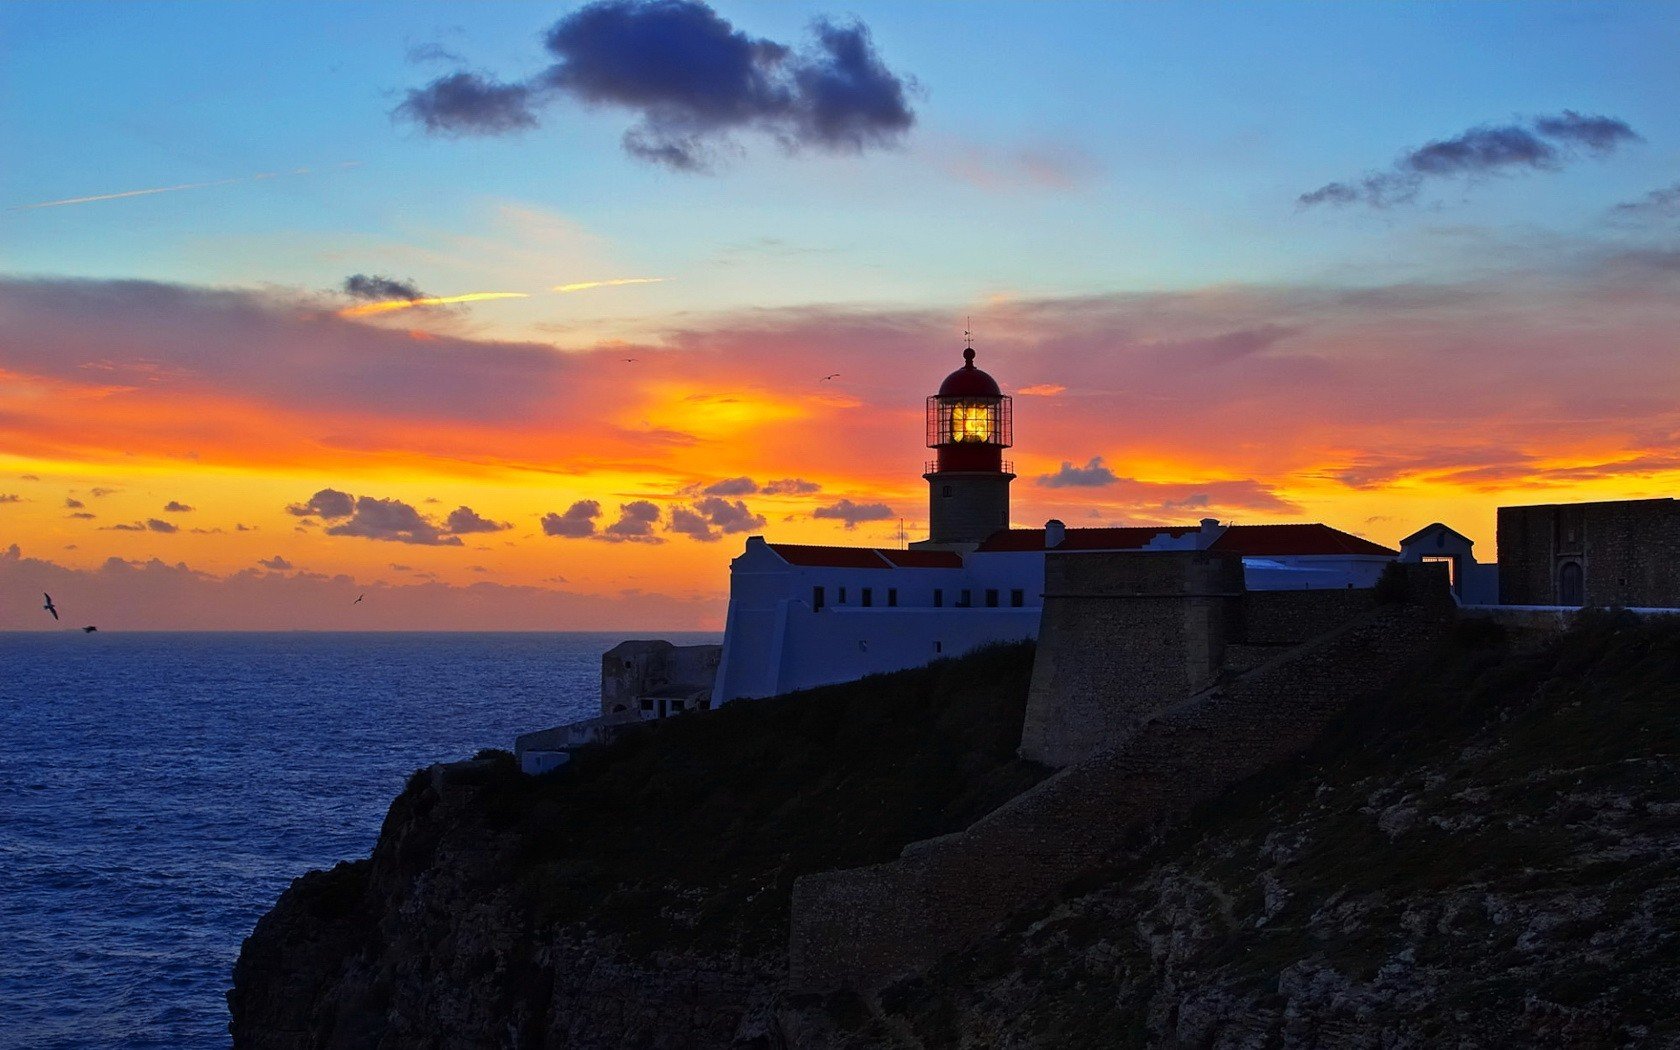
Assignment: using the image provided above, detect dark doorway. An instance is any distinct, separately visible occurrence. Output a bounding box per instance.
[1558,561,1584,606]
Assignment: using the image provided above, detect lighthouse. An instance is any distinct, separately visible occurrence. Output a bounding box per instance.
[915,343,1015,548]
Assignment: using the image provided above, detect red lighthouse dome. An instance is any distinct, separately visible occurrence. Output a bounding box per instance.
[937,347,1003,398]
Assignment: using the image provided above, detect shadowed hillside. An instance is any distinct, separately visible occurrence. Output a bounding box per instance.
[781,613,1680,1046]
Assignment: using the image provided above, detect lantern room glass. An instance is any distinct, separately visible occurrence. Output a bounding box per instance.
[926,395,1012,448]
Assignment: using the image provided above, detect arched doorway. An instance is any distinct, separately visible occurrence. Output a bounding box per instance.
[1558,561,1584,606]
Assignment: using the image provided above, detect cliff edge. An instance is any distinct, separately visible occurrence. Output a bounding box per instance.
[232,616,1680,1047]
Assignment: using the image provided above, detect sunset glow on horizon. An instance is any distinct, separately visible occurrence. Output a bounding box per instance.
[4,1,1679,630]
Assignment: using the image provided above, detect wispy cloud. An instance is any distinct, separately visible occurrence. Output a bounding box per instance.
[1300,111,1640,208]
[8,162,360,212]
[552,277,667,293]
[337,291,529,317]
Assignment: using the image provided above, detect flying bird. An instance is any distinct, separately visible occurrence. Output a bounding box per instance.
[624,358,637,363]
[82,626,98,633]
[42,593,58,621]
[821,373,840,381]
[353,594,365,605]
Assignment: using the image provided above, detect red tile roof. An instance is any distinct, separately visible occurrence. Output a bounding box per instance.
[767,543,894,568]
[881,549,964,568]
[976,523,1396,557]
[1210,524,1397,558]
[767,544,963,569]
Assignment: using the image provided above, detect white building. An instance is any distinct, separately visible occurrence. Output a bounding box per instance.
[711,345,1399,705]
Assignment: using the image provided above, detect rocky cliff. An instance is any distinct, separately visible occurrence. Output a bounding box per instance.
[232,616,1680,1047]
[229,643,1046,1048]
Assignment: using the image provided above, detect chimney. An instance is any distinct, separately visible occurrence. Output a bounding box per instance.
[1045,519,1066,549]
[1199,518,1222,548]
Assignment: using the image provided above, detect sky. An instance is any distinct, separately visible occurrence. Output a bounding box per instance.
[3,1,1679,630]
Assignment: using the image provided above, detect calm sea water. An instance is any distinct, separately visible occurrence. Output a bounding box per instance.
[0,631,720,1050]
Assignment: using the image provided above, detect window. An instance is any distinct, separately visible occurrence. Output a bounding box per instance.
[839,586,847,604]
[671,699,685,713]
[887,588,898,607]
[985,588,999,608]
[934,641,943,654]
[639,697,654,712]
[1011,589,1024,608]
[933,588,943,608]
[959,588,972,607]
[862,587,873,607]
[942,485,953,498]
[812,585,825,610]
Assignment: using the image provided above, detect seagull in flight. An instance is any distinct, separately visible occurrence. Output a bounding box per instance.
[821,373,840,381]
[82,625,98,633]
[353,593,365,605]
[42,593,58,621]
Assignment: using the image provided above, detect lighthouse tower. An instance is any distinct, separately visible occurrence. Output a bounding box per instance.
[915,343,1014,548]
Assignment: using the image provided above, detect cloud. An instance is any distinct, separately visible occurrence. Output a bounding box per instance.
[65,498,85,509]
[103,522,145,531]
[324,496,463,546]
[1300,111,1640,208]
[602,499,663,542]
[761,477,820,495]
[542,500,602,538]
[394,71,539,135]
[258,555,293,570]
[7,164,359,212]
[68,512,96,520]
[89,487,118,498]
[669,495,766,540]
[938,140,1102,193]
[812,498,892,529]
[146,518,178,533]
[163,500,193,512]
[343,274,426,301]
[444,505,511,534]
[1016,384,1066,397]
[0,545,719,631]
[287,488,354,519]
[0,494,22,503]
[1611,182,1680,221]
[667,505,718,541]
[553,277,666,293]
[397,0,916,170]
[702,476,759,495]
[1038,456,1119,488]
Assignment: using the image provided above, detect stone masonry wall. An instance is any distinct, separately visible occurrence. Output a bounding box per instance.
[788,579,1453,990]
[1499,498,1680,607]
[1018,551,1245,768]
[1241,587,1374,646]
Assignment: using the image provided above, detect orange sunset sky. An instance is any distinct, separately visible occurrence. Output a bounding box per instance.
[4,2,1679,629]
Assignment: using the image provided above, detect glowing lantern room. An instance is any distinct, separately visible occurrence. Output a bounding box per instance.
[918,345,1016,548]
[927,346,1013,470]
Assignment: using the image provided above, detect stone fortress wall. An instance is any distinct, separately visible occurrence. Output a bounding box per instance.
[1499,497,1680,608]
[788,555,1452,990]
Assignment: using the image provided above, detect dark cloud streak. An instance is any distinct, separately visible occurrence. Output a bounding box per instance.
[1300,111,1640,209]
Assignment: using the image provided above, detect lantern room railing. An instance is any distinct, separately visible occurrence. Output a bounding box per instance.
[926,395,1013,448]
[926,460,1013,475]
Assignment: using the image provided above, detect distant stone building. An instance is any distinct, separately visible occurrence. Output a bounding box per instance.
[601,640,722,723]
[1497,498,1680,608]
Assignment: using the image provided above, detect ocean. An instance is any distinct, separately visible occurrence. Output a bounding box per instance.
[0,631,720,1050]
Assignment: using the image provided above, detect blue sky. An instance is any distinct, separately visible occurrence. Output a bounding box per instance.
[6,1,1676,319]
